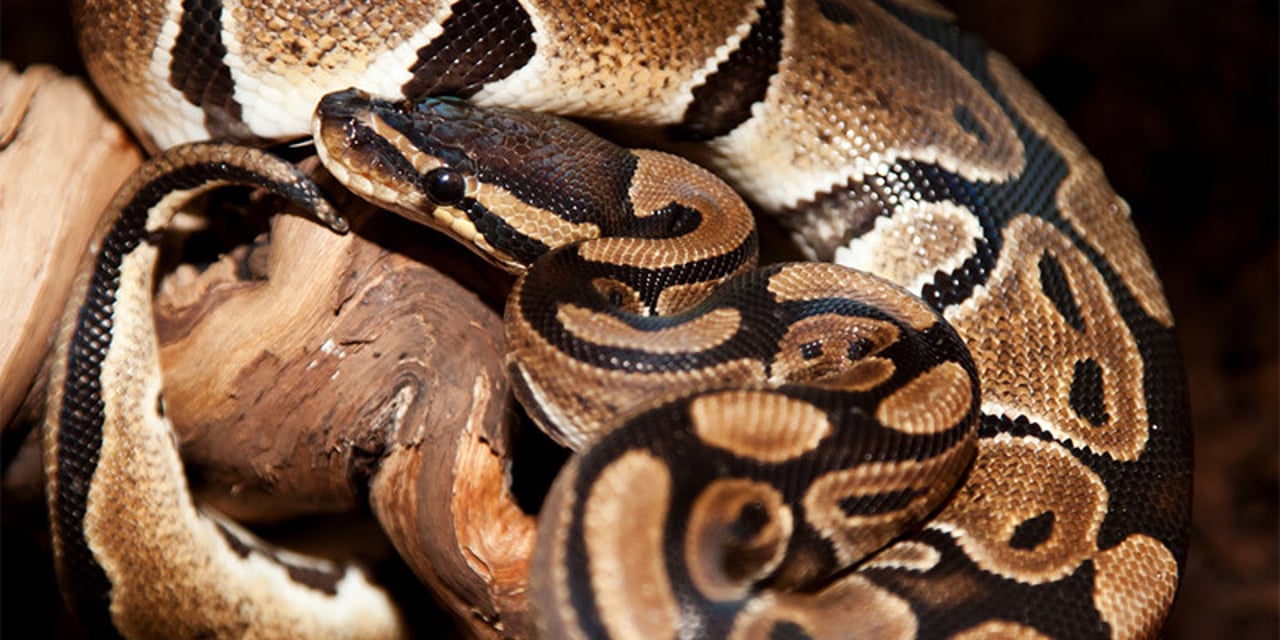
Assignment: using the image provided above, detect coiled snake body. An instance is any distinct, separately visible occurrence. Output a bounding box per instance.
[49,0,1192,638]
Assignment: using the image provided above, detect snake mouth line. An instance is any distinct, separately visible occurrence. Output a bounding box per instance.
[314,139,503,264]
[313,90,552,272]
[313,91,500,258]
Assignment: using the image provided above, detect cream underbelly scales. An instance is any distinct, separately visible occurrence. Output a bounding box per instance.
[46,0,1192,637]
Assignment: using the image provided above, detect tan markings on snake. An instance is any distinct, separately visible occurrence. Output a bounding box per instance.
[582,451,681,639]
[530,458,589,640]
[769,314,899,391]
[1093,534,1180,640]
[950,621,1054,640]
[705,0,1022,214]
[556,305,741,354]
[876,361,974,435]
[578,151,754,271]
[654,280,738,317]
[803,453,972,567]
[223,0,444,76]
[987,53,1174,328]
[684,478,792,601]
[931,435,1108,584]
[729,574,918,640]
[59,0,1191,636]
[767,263,940,331]
[508,351,768,448]
[72,0,173,146]
[220,0,452,137]
[689,390,832,462]
[491,183,605,257]
[369,111,441,175]
[946,214,1149,459]
[476,0,762,119]
[861,540,943,573]
[835,201,985,294]
[588,278,645,314]
[457,181,605,267]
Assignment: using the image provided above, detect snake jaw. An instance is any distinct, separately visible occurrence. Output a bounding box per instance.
[313,90,542,272]
[313,90,438,221]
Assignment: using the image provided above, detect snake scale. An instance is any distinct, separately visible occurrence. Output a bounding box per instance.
[47,0,1191,638]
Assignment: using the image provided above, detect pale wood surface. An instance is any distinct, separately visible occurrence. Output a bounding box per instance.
[151,183,537,636]
[0,62,143,427]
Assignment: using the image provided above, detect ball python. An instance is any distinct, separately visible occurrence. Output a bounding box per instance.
[51,0,1192,638]
[313,90,987,636]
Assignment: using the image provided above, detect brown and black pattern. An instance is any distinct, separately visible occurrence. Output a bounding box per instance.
[670,0,785,140]
[43,144,405,639]
[317,95,983,639]
[168,0,256,141]
[63,0,1191,637]
[401,0,537,99]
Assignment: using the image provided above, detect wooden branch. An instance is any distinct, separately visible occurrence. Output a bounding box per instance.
[152,172,539,637]
[0,62,143,428]
[2,61,541,639]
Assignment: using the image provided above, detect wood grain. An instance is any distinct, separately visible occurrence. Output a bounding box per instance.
[0,62,143,428]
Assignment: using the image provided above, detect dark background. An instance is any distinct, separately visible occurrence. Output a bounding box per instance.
[936,2,1277,636]
[4,0,1276,637]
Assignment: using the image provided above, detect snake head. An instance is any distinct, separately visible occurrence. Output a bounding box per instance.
[313,88,632,273]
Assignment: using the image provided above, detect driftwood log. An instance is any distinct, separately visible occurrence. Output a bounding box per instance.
[0,62,142,429]
[2,63,544,638]
[153,186,541,638]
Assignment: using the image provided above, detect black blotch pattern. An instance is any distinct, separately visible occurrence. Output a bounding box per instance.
[1069,359,1110,427]
[1009,511,1056,550]
[1038,251,1086,332]
[170,0,254,140]
[629,203,703,239]
[460,198,550,265]
[800,341,823,360]
[952,104,991,144]
[402,0,536,99]
[817,0,860,25]
[862,528,1111,637]
[769,620,816,640]
[671,0,783,140]
[731,501,771,541]
[212,522,342,595]
[862,7,1192,633]
[847,337,873,360]
[838,487,926,517]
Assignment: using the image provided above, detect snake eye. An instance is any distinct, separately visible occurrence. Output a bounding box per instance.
[423,168,468,205]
